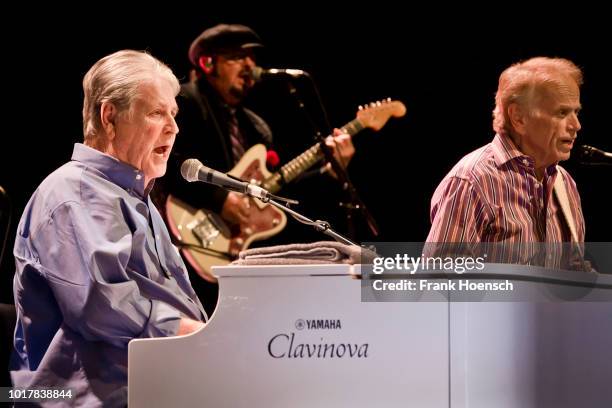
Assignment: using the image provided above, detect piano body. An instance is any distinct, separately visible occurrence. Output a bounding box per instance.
[129,264,612,407]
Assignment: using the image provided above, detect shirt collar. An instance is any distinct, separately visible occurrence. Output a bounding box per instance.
[71,143,153,198]
[491,133,558,175]
[492,133,526,167]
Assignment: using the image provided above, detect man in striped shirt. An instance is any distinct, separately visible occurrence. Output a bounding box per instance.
[426,57,585,268]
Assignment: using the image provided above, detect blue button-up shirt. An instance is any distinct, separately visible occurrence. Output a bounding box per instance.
[11,143,206,407]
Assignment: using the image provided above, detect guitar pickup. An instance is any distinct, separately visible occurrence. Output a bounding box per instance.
[191,213,227,248]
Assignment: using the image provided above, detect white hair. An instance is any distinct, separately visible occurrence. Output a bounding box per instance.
[82,50,180,148]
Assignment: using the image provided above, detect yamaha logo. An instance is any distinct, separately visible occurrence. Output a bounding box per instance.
[295,319,342,330]
[295,319,306,330]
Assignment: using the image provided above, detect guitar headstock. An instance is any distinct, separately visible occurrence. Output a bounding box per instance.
[356,98,406,131]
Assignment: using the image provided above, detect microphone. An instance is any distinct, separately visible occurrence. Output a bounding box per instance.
[251,66,307,82]
[576,145,612,165]
[181,159,271,200]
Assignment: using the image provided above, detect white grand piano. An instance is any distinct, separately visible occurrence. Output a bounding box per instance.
[128,264,612,407]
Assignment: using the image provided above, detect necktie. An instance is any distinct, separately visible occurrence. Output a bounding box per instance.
[228,110,246,163]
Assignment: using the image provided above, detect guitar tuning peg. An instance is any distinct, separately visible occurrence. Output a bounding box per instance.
[386,97,391,102]
[376,101,382,106]
[358,105,363,110]
[370,102,376,108]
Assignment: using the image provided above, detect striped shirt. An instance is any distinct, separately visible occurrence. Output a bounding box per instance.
[426,134,585,267]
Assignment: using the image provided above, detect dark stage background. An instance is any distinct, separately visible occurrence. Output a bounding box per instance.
[2,12,611,303]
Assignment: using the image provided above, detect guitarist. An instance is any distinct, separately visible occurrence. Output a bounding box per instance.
[155,24,355,314]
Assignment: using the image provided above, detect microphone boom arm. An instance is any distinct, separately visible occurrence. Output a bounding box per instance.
[577,144,612,166]
[259,196,357,246]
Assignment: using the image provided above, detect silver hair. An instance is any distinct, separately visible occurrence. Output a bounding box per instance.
[492,57,583,137]
[82,50,180,148]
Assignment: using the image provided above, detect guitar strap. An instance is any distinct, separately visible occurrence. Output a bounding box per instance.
[553,166,586,264]
[553,167,579,243]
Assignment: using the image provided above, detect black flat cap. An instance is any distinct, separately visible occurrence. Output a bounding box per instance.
[188,24,263,66]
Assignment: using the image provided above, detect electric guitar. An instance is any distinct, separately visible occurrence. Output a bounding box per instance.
[166,99,406,282]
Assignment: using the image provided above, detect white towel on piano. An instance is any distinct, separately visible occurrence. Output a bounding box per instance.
[233,241,376,265]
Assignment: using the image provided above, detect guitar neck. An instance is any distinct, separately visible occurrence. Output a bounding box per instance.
[263,119,364,193]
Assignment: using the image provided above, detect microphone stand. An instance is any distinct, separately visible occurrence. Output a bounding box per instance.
[257,194,357,246]
[316,134,380,239]
[284,79,380,240]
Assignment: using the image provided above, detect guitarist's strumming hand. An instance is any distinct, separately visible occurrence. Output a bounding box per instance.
[323,128,355,178]
[221,191,251,225]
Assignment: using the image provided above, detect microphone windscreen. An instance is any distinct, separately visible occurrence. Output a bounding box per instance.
[181,159,202,182]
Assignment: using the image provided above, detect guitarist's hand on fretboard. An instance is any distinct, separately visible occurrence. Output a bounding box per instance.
[326,128,355,169]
